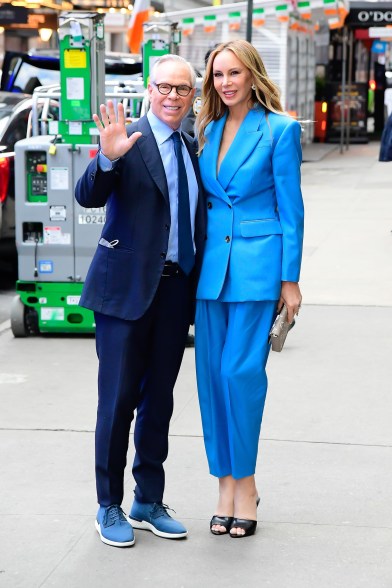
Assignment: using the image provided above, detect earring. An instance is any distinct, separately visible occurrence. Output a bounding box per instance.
[251,84,256,91]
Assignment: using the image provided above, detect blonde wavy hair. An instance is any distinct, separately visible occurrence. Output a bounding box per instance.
[197,40,284,153]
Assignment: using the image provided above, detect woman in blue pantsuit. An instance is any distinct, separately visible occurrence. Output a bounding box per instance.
[195,40,304,538]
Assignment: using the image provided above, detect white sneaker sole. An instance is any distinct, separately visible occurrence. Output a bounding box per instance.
[128,517,188,539]
[95,520,135,547]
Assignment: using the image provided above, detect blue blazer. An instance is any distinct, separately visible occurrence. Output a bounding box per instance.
[196,107,304,301]
[75,115,206,321]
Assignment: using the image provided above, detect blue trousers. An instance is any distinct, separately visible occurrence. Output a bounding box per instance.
[94,273,191,507]
[195,300,276,479]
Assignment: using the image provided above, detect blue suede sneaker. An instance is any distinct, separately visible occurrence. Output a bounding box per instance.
[129,501,188,539]
[95,505,135,547]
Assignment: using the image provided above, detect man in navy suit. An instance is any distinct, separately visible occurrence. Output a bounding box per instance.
[75,55,206,548]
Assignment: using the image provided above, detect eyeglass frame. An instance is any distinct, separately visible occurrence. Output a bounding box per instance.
[152,82,194,97]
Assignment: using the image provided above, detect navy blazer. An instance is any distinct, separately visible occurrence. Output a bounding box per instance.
[75,115,206,321]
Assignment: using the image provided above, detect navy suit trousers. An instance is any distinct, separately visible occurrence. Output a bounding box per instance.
[94,273,191,507]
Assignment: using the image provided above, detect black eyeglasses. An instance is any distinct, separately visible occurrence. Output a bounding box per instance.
[153,82,193,97]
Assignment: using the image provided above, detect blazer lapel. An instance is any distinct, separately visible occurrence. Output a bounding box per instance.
[218,108,266,191]
[208,113,227,181]
[135,116,169,205]
[200,115,232,205]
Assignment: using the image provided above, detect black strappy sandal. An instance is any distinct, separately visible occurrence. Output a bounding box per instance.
[229,496,260,538]
[229,518,257,538]
[210,515,234,535]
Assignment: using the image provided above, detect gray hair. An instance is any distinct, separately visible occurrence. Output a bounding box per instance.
[149,54,196,87]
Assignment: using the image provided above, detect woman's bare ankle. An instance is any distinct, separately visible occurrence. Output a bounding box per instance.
[233,476,258,520]
[215,475,235,516]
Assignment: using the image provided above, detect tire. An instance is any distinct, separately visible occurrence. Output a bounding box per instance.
[10,296,27,337]
[25,305,39,336]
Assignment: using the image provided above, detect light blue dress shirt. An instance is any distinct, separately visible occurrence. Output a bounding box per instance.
[98,110,198,263]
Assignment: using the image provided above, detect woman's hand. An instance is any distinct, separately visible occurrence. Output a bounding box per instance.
[278,281,302,325]
[93,99,142,161]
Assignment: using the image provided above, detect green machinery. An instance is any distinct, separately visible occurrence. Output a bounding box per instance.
[142,21,181,86]
[11,12,105,336]
[11,14,180,336]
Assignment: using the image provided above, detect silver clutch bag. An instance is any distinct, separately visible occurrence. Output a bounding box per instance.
[269,305,294,352]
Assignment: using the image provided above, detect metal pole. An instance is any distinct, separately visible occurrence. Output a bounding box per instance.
[246,0,253,43]
[346,28,353,150]
[340,26,347,155]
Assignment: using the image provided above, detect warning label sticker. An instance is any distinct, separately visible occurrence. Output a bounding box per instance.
[41,308,65,321]
[44,226,71,245]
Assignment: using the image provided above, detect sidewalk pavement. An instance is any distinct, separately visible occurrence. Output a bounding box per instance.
[0,142,391,588]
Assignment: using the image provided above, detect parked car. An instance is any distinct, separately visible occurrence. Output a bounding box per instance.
[0,92,34,242]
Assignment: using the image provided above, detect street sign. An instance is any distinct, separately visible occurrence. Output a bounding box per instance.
[369,27,392,38]
[0,6,28,25]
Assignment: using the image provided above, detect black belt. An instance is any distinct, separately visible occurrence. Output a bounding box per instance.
[162,261,183,277]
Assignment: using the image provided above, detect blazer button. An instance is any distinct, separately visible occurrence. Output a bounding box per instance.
[90,173,95,181]
[160,252,166,259]
[225,236,231,243]
[207,202,212,209]
[165,224,169,231]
